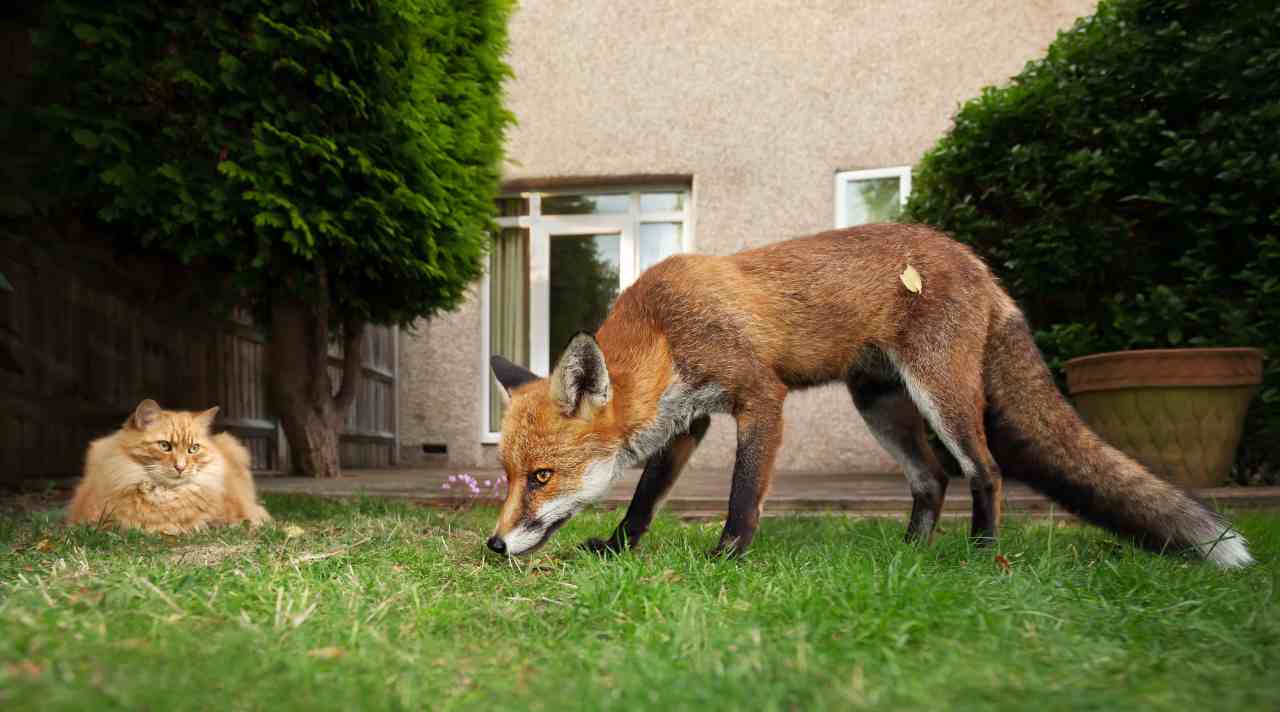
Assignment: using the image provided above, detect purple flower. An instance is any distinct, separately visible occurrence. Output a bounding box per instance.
[439,472,510,501]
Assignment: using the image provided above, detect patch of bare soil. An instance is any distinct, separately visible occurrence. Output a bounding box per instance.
[167,542,254,567]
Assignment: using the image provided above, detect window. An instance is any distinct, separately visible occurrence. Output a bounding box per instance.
[483,188,692,439]
[834,167,912,228]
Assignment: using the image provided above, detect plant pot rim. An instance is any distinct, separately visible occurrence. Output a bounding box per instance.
[1064,347,1264,394]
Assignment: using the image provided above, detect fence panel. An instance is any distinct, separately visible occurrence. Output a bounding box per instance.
[0,237,397,483]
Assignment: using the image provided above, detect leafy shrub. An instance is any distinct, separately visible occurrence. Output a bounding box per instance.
[24,0,513,326]
[906,0,1280,483]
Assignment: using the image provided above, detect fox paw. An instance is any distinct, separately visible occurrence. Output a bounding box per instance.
[707,544,746,561]
[968,533,998,547]
[708,531,754,560]
[580,537,623,556]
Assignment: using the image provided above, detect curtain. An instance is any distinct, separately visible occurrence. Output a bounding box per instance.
[489,227,529,433]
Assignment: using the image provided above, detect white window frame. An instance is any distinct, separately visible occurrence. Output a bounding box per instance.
[481,186,694,443]
[834,166,912,228]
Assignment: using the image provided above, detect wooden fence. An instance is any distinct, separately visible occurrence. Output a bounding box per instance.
[0,232,398,484]
[333,325,399,469]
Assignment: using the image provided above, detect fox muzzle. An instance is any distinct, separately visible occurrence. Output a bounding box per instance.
[487,514,571,556]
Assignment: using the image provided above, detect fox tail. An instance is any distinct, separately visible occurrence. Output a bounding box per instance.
[982,312,1253,568]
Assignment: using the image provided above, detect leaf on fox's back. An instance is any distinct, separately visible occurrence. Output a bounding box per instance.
[900,265,923,294]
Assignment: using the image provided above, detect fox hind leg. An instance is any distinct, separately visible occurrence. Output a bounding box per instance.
[890,351,1004,544]
[848,375,950,543]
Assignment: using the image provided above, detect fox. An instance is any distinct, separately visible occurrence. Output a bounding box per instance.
[486,223,1253,568]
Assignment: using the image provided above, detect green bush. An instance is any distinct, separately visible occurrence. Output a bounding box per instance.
[905,0,1280,483]
[25,0,513,326]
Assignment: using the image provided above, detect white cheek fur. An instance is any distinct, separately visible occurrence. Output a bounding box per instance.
[503,456,622,555]
[575,456,621,504]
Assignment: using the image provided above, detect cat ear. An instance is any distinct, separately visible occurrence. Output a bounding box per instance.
[128,399,162,430]
[194,406,220,429]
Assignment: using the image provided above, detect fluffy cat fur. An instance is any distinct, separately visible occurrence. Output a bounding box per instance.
[67,400,271,534]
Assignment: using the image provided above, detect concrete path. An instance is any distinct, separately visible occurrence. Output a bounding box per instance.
[256,467,1280,520]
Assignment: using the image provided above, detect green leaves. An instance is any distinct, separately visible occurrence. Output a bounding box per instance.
[26,0,514,328]
[70,23,100,44]
[906,0,1280,481]
[70,129,98,148]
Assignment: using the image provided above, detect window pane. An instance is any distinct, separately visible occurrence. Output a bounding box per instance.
[549,233,620,366]
[639,192,684,212]
[843,177,902,226]
[541,193,629,215]
[496,197,528,217]
[639,223,682,273]
[489,228,530,432]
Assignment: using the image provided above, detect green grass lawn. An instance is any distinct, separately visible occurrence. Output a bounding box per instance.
[1,494,1277,711]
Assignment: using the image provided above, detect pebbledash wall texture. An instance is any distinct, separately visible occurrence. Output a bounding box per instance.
[398,0,1097,472]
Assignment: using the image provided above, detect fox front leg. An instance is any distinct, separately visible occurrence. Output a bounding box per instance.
[711,391,784,559]
[583,416,710,555]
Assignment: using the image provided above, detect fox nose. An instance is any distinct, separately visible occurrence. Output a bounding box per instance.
[486,536,506,554]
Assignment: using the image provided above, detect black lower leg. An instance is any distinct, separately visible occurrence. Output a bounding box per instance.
[906,470,948,543]
[969,465,1002,543]
[583,447,678,554]
[848,374,949,546]
[584,416,709,555]
[712,414,780,559]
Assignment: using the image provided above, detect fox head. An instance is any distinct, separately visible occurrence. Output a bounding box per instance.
[487,333,625,555]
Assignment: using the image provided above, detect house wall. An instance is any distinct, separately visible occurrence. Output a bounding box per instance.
[399,0,1097,472]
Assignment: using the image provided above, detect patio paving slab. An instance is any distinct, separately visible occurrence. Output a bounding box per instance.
[256,467,1280,520]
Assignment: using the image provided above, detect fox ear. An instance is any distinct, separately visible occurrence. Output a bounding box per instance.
[127,399,162,430]
[491,355,540,405]
[550,332,611,419]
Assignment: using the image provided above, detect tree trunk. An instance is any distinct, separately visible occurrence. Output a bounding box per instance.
[268,275,366,479]
[275,399,343,479]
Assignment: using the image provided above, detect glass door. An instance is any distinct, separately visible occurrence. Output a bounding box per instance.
[486,188,691,440]
[548,231,621,366]
[529,218,630,375]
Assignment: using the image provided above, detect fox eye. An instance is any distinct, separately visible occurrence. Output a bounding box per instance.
[158,441,172,452]
[188,444,200,454]
[529,469,553,488]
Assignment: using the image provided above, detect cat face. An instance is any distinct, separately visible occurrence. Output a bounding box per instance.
[120,400,222,485]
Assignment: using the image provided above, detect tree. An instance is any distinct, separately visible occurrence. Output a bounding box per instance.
[25,0,514,477]
[905,0,1280,482]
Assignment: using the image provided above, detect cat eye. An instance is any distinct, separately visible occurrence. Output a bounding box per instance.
[158,441,172,452]
[188,444,200,454]
[529,469,553,487]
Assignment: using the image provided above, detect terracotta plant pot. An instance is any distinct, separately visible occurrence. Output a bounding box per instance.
[1063,348,1264,488]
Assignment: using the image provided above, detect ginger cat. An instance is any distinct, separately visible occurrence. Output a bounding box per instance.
[67,400,271,534]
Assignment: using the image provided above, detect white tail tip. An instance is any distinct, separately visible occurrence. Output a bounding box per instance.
[1203,527,1255,569]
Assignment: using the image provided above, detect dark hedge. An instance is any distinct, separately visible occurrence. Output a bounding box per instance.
[20,0,514,327]
[906,0,1280,483]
